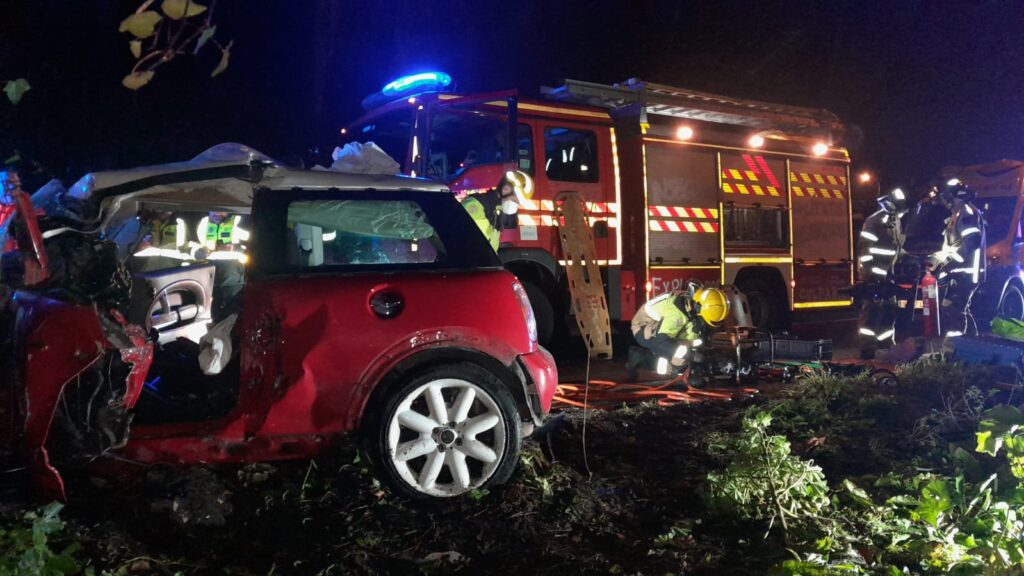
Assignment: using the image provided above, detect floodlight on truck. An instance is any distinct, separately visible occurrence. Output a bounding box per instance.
[676,126,694,141]
[812,142,829,156]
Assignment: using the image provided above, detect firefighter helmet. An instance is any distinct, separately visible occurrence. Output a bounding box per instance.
[878,188,908,213]
[940,178,972,203]
[504,170,534,201]
[693,287,730,327]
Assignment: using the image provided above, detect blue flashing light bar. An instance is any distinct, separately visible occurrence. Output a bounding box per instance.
[382,72,452,96]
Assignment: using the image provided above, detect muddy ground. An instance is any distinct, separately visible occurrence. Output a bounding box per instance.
[40,388,762,575]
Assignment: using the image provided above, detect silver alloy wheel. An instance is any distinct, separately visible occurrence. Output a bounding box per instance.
[386,378,507,497]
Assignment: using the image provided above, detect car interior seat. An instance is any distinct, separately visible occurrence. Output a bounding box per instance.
[128,263,216,344]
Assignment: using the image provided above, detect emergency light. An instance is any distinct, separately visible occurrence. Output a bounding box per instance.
[382,72,452,96]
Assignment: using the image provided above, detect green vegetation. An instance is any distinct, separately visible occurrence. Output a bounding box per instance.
[701,360,1024,574]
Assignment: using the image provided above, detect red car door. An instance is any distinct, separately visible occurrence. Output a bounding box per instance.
[239,185,509,440]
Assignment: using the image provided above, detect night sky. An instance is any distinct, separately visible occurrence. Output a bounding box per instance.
[3,1,1022,195]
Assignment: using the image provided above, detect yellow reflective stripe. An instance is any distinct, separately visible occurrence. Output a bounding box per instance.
[737,184,750,194]
[752,185,765,195]
[723,182,734,193]
[745,170,758,180]
[729,169,743,179]
[793,300,853,309]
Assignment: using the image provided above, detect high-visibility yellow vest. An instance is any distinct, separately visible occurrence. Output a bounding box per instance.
[461,196,500,251]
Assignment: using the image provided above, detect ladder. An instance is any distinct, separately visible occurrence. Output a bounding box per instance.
[542,78,845,138]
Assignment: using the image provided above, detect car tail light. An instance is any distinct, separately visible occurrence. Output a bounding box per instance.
[512,281,537,344]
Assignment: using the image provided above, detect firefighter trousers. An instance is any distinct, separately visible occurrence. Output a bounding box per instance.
[635,331,686,364]
[940,277,978,336]
[858,296,897,355]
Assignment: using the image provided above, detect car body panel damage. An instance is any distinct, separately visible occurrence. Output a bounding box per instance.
[12,293,152,500]
[2,145,557,501]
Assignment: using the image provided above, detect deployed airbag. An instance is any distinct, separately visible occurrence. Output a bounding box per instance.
[287,200,434,240]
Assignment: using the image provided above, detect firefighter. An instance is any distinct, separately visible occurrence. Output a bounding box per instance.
[856,188,908,357]
[930,179,985,336]
[631,285,729,377]
[461,170,532,251]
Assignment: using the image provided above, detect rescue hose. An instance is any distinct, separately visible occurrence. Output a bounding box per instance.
[553,372,758,410]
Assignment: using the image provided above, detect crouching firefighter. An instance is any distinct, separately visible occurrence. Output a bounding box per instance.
[461,170,532,251]
[856,188,908,357]
[631,286,729,381]
[931,179,985,336]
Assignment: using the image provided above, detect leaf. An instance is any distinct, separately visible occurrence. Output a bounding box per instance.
[119,11,163,39]
[843,479,874,507]
[915,479,952,527]
[122,70,155,90]
[193,25,216,54]
[4,78,30,105]
[161,0,208,20]
[211,41,232,78]
[129,40,142,59]
[976,405,1024,456]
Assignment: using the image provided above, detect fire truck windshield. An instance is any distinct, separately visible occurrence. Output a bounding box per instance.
[345,107,415,172]
[426,109,509,181]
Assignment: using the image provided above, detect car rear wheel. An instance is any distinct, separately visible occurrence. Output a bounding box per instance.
[366,363,522,499]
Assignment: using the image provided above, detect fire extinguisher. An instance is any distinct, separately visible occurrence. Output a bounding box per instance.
[920,269,939,337]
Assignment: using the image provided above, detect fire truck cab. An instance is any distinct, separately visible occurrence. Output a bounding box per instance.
[343,73,856,342]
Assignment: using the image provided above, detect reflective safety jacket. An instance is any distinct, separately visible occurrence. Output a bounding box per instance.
[461,192,501,252]
[935,200,985,285]
[857,208,902,281]
[631,291,703,342]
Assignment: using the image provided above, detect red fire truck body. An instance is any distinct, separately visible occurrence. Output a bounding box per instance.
[343,77,855,339]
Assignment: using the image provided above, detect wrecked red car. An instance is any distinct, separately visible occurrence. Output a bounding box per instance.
[0,144,557,500]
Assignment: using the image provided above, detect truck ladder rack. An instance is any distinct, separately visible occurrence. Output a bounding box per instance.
[542,78,844,138]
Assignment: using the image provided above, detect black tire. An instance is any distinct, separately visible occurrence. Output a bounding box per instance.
[736,276,787,333]
[999,283,1024,321]
[361,362,522,500]
[523,282,556,346]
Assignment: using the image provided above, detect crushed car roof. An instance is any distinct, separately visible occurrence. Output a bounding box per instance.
[68,143,448,205]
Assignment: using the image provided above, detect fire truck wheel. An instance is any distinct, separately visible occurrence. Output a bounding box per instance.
[523,282,555,345]
[998,283,1024,321]
[738,276,786,332]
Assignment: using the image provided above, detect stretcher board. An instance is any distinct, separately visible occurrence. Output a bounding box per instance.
[555,192,612,359]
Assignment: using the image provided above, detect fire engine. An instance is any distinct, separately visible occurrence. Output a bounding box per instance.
[343,73,856,343]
